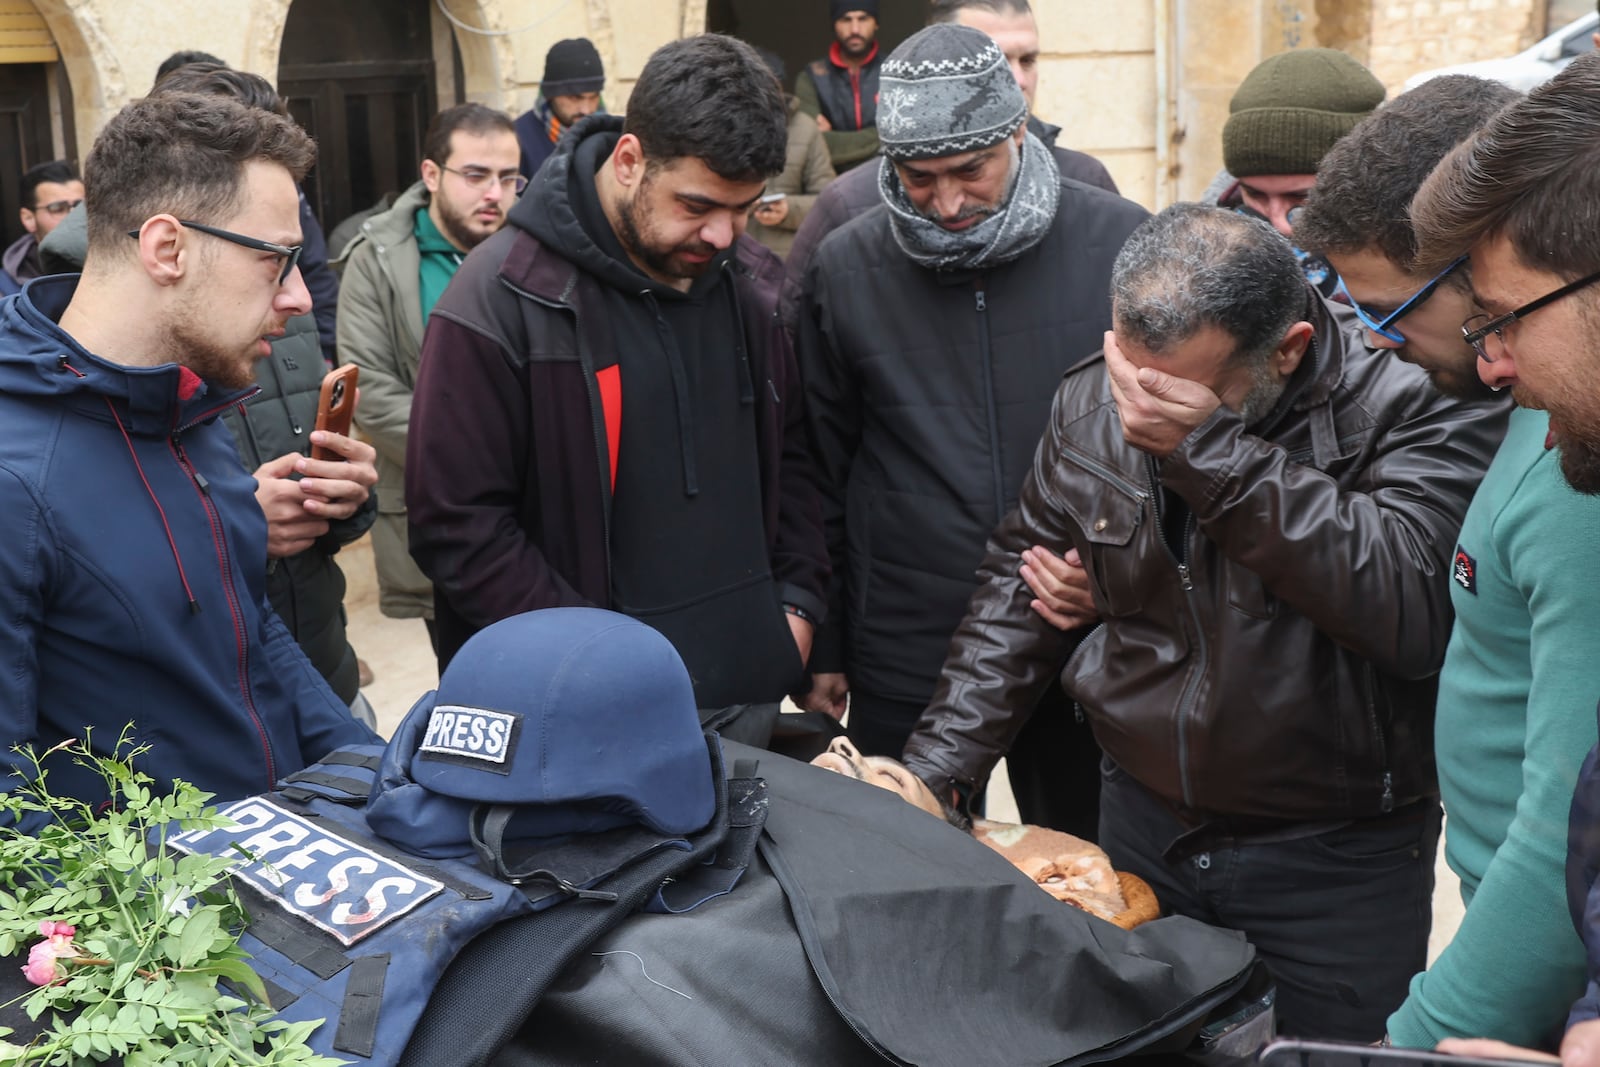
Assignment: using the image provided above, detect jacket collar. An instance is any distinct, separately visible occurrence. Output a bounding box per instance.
[360,180,433,250]
[1291,287,1352,411]
[7,274,257,435]
[499,225,776,311]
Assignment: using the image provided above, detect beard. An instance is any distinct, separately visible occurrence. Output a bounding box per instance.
[162,300,265,392]
[1559,437,1600,493]
[1517,387,1600,493]
[1234,355,1287,426]
[435,193,502,251]
[616,180,719,281]
[915,140,1017,230]
[839,33,873,59]
[1424,363,1497,400]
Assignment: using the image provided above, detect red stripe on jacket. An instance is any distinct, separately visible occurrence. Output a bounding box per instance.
[596,363,622,492]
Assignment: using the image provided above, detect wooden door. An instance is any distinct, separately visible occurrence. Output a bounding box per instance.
[278,0,447,232]
[0,62,58,249]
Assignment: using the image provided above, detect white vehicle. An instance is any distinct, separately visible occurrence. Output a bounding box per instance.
[1403,11,1597,93]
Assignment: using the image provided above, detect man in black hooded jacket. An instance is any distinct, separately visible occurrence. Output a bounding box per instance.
[405,36,828,741]
[795,24,1146,836]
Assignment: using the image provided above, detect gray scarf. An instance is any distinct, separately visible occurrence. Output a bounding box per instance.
[878,131,1061,272]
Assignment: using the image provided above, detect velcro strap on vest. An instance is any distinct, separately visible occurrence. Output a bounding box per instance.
[277,770,372,804]
[333,953,391,1058]
[246,901,352,980]
[316,750,383,772]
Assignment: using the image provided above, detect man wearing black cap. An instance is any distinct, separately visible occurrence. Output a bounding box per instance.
[515,38,606,180]
[796,1,884,172]
[795,24,1147,840]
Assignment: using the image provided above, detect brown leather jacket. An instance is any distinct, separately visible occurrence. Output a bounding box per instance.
[902,297,1509,825]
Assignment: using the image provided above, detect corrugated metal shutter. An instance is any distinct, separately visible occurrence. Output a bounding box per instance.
[0,1,57,65]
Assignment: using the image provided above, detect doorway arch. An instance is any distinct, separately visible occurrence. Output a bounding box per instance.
[0,0,89,249]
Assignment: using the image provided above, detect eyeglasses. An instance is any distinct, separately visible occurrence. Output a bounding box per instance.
[440,165,527,195]
[33,198,81,218]
[1461,268,1600,363]
[1335,255,1466,345]
[126,220,304,285]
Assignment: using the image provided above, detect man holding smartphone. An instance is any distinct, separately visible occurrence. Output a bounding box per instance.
[747,49,835,259]
[0,91,380,832]
[41,64,382,708]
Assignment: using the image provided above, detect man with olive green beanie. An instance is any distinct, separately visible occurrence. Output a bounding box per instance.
[1205,47,1386,295]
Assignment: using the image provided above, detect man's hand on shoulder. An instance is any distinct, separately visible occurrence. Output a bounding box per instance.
[1104,330,1221,458]
[255,452,327,558]
[294,430,378,521]
[1020,545,1100,631]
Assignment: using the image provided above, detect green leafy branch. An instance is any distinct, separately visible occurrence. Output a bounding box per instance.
[0,727,346,1066]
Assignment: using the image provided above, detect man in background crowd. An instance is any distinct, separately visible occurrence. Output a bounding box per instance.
[797,0,884,173]
[782,0,1119,330]
[2,161,82,295]
[339,102,521,657]
[747,49,836,259]
[796,24,1146,837]
[515,37,606,179]
[1205,47,1385,296]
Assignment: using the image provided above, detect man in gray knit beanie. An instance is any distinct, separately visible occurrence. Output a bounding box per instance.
[871,22,1052,268]
[794,21,1148,815]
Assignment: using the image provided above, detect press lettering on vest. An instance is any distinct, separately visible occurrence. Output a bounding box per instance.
[1453,546,1477,594]
[418,704,521,773]
[171,798,443,947]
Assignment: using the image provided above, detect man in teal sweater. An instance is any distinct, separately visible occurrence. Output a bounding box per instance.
[1295,74,1600,1049]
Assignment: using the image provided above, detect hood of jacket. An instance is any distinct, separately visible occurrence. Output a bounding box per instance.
[509,114,738,299]
[0,275,256,436]
[345,180,433,262]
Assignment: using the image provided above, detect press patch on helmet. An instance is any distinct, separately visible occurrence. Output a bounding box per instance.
[417,705,521,773]
[172,798,444,947]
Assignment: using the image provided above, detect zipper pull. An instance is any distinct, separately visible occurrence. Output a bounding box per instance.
[974,289,987,312]
[193,470,210,495]
[1177,562,1193,590]
[1380,771,1395,813]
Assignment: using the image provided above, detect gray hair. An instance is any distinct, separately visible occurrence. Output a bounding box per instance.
[927,0,1033,23]
[1110,203,1303,365]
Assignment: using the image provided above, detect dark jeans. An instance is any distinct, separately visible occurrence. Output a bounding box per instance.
[1098,761,1439,1042]
[1006,685,1102,841]
[848,687,1102,839]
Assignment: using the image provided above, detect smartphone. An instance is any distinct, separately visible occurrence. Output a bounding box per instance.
[310,365,359,461]
[759,192,787,204]
[1261,1038,1550,1067]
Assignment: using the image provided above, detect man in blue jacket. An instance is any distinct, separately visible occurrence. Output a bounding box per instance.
[0,90,378,830]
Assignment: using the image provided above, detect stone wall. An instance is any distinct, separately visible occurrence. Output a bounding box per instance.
[19,0,1558,213]
[1366,0,1540,89]
[1034,0,1159,207]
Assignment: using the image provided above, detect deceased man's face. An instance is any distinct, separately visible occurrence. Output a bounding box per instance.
[810,737,946,819]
